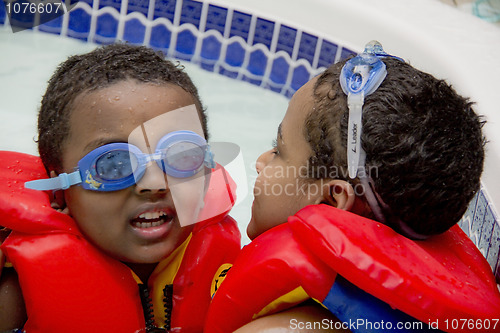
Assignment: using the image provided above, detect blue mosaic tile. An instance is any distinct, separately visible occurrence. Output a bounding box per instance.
[180,0,202,28]
[253,18,274,48]
[150,24,172,51]
[284,88,295,99]
[68,7,91,40]
[225,41,246,67]
[95,12,118,40]
[268,85,283,94]
[291,64,310,91]
[200,62,215,72]
[0,1,5,25]
[242,75,262,86]
[247,49,267,76]
[229,11,251,42]
[99,0,121,10]
[124,17,146,44]
[7,5,36,30]
[205,5,227,34]
[318,40,338,68]
[218,66,239,79]
[270,56,289,86]
[297,32,318,64]
[276,25,297,57]
[487,221,500,274]
[176,28,197,59]
[127,0,149,16]
[154,0,176,21]
[471,190,488,245]
[479,205,496,257]
[6,0,72,32]
[339,47,357,61]
[459,192,478,236]
[201,35,222,60]
[38,14,63,35]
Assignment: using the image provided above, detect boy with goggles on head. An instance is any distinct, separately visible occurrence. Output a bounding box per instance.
[0,43,240,332]
[206,42,500,332]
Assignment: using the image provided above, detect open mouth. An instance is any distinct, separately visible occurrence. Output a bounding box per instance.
[131,211,173,228]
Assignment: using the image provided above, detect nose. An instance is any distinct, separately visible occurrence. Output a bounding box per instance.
[255,149,273,174]
[134,162,168,196]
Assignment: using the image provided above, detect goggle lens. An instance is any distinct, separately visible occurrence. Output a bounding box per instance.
[95,150,136,181]
[163,142,205,172]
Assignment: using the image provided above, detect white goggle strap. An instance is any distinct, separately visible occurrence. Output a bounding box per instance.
[347,92,365,179]
[25,171,82,191]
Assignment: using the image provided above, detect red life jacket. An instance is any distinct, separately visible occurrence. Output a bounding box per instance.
[205,204,500,333]
[0,151,241,333]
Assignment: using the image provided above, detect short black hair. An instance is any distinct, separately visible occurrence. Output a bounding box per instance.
[37,43,207,172]
[305,57,485,236]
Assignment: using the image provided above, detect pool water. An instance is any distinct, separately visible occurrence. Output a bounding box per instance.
[0,29,289,245]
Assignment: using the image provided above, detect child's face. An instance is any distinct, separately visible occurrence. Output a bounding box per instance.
[247,77,325,239]
[60,80,203,264]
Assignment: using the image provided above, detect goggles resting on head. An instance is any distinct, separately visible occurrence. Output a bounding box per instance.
[340,41,394,179]
[339,41,428,240]
[25,130,216,192]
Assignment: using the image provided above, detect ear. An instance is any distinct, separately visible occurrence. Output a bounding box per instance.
[315,179,355,211]
[49,171,69,214]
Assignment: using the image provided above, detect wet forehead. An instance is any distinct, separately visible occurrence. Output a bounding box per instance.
[282,77,316,136]
[70,81,195,126]
[66,81,200,154]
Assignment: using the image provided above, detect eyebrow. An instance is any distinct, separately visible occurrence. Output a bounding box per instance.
[276,123,285,154]
[83,137,127,153]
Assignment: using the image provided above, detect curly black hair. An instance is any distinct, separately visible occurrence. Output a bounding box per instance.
[37,43,207,173]
[305,57,485,236]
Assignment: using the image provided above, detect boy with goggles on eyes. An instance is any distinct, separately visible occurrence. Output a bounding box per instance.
[0,43,240,332]
[206,42,500,332]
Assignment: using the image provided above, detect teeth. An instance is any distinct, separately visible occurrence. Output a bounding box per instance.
[138,211,167,220]
[132,210,172,228]
[135,220,165,228]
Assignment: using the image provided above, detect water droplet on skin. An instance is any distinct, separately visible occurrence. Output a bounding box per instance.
[91,101,97,107]
[143,97,148,102]
[114,96,120,101]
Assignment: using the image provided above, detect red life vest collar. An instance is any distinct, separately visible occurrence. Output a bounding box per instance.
[206,204,500,332]
[291,205,500,321]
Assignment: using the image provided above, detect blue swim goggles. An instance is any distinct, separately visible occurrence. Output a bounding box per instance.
[340,40,403,179]
[339,42,427,240]
[25,130,216,192]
